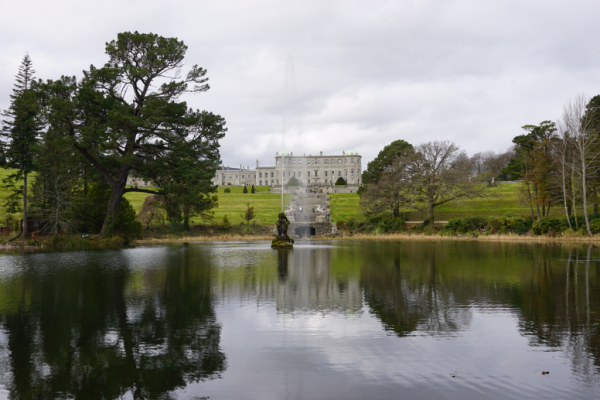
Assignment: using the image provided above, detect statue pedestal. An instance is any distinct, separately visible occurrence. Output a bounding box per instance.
[271,237,294,248]
[272,212,294,248]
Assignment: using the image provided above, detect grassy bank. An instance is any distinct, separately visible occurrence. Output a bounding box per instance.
[124,185,292,226]
[331,182,591,222]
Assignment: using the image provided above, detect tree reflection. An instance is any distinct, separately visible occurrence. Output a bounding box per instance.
[359,243,472,337]
[0,247,226,399]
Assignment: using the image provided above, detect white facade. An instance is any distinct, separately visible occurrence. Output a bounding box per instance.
[212,151,362,187]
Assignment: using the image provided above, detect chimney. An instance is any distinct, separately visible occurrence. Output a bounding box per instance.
[291,152,293,156]
[320,151,323,156]
[240,164,242,170]
[343,151,345,156]
[256,159,259,167]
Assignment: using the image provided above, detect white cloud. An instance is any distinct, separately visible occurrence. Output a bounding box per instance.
[1,0,600,168]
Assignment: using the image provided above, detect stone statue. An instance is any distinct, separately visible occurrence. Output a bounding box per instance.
[278,213,289,240]
[272,212,294,248]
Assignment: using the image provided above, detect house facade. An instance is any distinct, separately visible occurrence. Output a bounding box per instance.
[212,150,362,187]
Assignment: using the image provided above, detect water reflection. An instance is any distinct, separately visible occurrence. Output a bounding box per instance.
[0,247,226,399]
[0,241,599,398]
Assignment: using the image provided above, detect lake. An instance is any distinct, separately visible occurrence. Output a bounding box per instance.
[0,240,598,399]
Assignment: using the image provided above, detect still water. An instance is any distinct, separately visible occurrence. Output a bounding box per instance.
[0,240,599,399]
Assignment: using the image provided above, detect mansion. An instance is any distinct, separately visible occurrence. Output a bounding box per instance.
[212,151,362,187]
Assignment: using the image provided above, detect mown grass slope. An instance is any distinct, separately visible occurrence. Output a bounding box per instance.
[124,185,292,226]
[331,182,570,222]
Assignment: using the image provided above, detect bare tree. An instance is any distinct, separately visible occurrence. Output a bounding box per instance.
[469,150,514,182]
[407,141,485,223]
[559,94,600,236]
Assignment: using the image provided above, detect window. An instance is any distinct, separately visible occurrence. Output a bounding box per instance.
[351,158,354,164]
[331,159,334,164]
[345,170,347,176]
[259,180,262,185]
[271,180,274,185]
[293,160,296,165]
[271,172,274,178]
[314,159,318,164]
[216,174,219,178]
[299,171,302,177]
[308,179,310,183]
[293,171,296,177]
[325,171,328,177]
[338,171,341,177]
[314,170,318,177]
[235,175,238,178]
[331,171,334,177]
[351,170,354,176]
[338,160,341,165]
[325,160,328,165]
[308,171,311,177]
[259,172,262,178]
[242,175,244,178]
[307,160,310,165]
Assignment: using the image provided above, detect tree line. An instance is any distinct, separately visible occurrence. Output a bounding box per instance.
[359,94,600,235]
[1,32,226,239]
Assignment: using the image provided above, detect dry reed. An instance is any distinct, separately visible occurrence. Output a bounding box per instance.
[137,234,274,243]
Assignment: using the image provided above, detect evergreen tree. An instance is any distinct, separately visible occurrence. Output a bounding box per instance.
[243,185,248,193]
[1,54,41,235]
[362,139,413,185]
[335,177,347,186]
[251,185,255,193]
[39,32,226,236]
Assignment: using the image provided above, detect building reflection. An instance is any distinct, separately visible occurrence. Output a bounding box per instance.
[274,247,363,314]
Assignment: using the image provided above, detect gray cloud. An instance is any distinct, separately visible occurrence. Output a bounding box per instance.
[2,0,599,168]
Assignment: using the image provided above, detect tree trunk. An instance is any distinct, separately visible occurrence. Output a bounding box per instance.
[525,180,535,221]
[99,168,129,236]
[594,186,598,215]
[581,153,592,236]
[183,207,190,231]
[427,203,435,224]
[22,172,27,236]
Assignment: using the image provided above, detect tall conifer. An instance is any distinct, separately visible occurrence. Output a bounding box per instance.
[1,54,41,235]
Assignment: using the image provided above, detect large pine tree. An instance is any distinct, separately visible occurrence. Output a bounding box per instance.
[41,32,226,236]
[1,54,40,235]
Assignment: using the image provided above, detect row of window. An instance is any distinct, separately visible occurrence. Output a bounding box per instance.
[217,170,356,180]
[278,158,359,165]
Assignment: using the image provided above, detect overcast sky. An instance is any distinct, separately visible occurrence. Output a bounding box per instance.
[1,0,599,170]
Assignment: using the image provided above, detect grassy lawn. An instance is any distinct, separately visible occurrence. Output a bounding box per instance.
[0,169,580,229]
[330,182,575,222]
[124,185,293,226]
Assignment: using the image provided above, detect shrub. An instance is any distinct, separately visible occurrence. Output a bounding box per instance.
[463,216,487,232]
[486,212,531,234]
[444,218,465,234]
[26,239,40,246]
[221,215,231,229]
[110,199,142,243]
[560,215,585,231]
[224,188,231,193]
[335,177,347,186]
[590,219,600,234]
[243,186,248,193]
[532,217,561,235]
[336,220,347,231]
